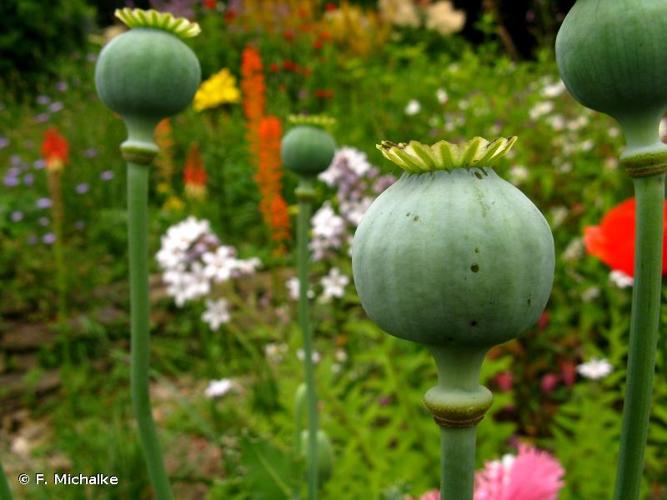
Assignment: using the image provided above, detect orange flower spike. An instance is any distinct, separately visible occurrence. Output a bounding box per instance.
[584,198,667,277]
[41,127,69,172]
[256,116,290,243]
[183,143,207,199]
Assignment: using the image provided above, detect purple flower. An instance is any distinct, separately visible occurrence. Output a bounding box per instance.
[36,95,51,105]
[34,113,49,123]
[36,198,52,209]
[55,81,69,92]
[38,217,50,227]
[42,233,56,245]
[84,148,98,158]
[10,155,23,167]
[75,183,90,194]
[0,136,9,149]
[75,220,86,231]
[100,170,114,181]
[48,102,64,113]
[23,174,34,186]
[3,174,19,187]
[27,234,38,245]
[10,211,24,222]
[33,159,46,170]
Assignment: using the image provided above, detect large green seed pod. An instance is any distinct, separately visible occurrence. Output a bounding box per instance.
[95,9,201,161]
[95,9,200,149]
[556,0,667,160]
[352,137,554,349]
[282,122,337,177]
[96,29,200,119]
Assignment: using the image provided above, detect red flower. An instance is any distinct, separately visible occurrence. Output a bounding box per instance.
[282,60,298,72]
[203,0,216,9]
[183,143,207,199]
[537,311,549,330]
[224,9,237,22]
[41,127,69,171]
[584,198,667,277]
[559,359,577,387]
[314,88,334,99]
[324,2,337,12]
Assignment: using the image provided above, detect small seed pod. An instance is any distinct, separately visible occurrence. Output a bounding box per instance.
[556,0,667,161]
[353,137,554,350]
[95,9,201,160]
[299,430,333,484]
[281,116,337,177]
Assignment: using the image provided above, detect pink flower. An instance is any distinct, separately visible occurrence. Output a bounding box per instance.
[540,373,560,394]
[420,445,564,500]
[475,444,564,500]
[495,371,513,392]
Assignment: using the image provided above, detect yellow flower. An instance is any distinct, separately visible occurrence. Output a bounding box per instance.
[163,195,185,212]
[193,68,241,111]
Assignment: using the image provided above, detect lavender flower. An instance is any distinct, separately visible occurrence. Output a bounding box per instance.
[84,148,98,158]
[100,170,114,181]
[10,211,24,222]
[3,174,19,187]
[48,102,64,113]
[36,198,52,209]
[33,159,46,170]
[42,233,56,245]
[23,174,34,186]
[38,217,50,227]
[76,183,90,194]
[34,113,50,124]
[55,81,69,92]
[36,95,51,106]
[0,136,9,149]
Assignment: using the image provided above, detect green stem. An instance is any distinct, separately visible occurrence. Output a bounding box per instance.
[440,427,476,500]
[296,178,318,500]
[128,162,173,500]
[613,173,665,500]
[47,170,68,362]
[0,460,11,500]
[426,346,490,500]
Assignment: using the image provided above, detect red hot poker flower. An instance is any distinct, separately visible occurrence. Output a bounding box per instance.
[183,143,207,199]
[41,127,69,172]
[584,198,667,277]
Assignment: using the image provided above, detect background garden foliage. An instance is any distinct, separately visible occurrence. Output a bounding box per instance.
[1,1,666,499]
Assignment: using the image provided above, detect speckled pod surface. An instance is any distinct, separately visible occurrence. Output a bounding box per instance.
[352,167,554,349]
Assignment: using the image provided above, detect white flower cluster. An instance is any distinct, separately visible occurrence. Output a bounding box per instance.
[204,378,235,399]
[577,358,613,380]
[312,147,395,261]
[156,216,261,329]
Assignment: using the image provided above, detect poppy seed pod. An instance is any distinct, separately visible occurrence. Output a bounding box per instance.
[281,125,337,176]
[95,9,201,161]
[300,430,334,484]
[352,137,554,350]
[556,0,667,160]
[95,30,200,120]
